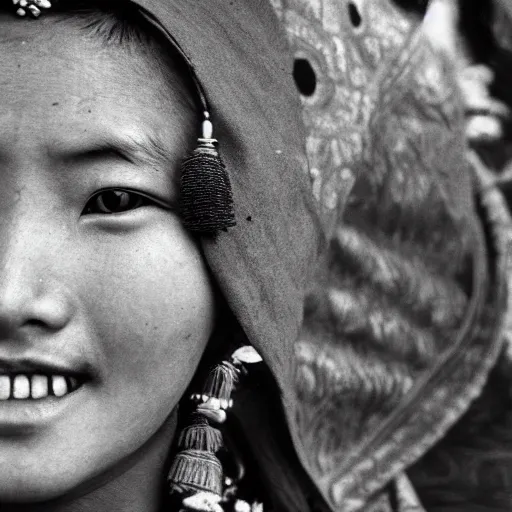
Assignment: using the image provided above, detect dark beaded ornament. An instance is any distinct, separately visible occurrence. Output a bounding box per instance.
[179,113,236,235]
[168,347,263,510]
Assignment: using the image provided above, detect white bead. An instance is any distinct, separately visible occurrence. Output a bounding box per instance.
[202,120,213,139]
[207,397,221,410]
[234,500,251,512]
[232,346,262,364]
[182,492,222,512]
[28,5,41,16]
[197,406,227,424]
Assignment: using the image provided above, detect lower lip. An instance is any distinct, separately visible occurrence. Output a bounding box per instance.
[0,386,85,435]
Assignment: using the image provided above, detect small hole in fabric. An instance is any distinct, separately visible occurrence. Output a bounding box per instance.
[293,58,317,97]
[348,1,362,28]
[391,0,428,14]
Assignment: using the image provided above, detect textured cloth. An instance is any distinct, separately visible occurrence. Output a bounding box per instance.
[124,1,511,511]
[131,0,325,389]
[271,1,510,511]
[408,181,512,512]
[128,0,334,506]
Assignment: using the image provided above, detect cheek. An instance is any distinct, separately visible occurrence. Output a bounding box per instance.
[78,220,215,407]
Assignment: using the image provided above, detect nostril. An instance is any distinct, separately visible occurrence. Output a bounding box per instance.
[0,316,48,339]
[29,295,74,331]
[0,292,73,336]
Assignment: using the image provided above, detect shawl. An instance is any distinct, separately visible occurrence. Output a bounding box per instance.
[127,0,337,507]
[124,1,511,510]
[272,0,512,510]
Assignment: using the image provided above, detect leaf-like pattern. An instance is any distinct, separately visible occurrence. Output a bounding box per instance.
[271,1,508,510]
[270,0,419,234]
[408,185,512,510]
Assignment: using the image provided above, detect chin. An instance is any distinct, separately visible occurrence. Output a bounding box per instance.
[0,453,89,504]
[0,474,74,504]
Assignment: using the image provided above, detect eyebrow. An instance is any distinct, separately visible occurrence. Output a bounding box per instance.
[51,132,171,170]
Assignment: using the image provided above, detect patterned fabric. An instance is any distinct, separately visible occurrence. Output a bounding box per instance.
[271,1,509,511]
[395,474,427,512]
[408,178,512,511]
[122,2,512,510]
[269,0,418,234]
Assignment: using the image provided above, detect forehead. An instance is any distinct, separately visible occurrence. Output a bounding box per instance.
[0,16,193,154]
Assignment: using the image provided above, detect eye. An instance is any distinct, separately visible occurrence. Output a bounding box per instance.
[83,190,150,215]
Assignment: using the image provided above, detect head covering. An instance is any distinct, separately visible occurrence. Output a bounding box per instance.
[121,1,509,510]
[126,0,338,505]
[131,0,325,382]
[273,0,509,510]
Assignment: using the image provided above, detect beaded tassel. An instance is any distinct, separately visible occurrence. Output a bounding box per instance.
[169,411,223,497]
[168,450,223,496]
[178,414,223,452]
[169,346,262,511]
[179,112,236,235]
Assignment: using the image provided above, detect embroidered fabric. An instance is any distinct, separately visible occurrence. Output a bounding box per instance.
[272,1,508,510]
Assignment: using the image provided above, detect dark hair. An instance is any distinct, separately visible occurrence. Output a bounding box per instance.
[48,0,168,44]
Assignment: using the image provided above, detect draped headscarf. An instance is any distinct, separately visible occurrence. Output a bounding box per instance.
[273,0,511,510]
[120,1,510,510]
[125,0,335,504]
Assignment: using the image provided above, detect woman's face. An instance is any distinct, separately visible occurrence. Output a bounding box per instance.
[0,18,215,501]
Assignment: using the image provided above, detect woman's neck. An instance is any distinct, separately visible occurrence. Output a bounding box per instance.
[2,412,177,512]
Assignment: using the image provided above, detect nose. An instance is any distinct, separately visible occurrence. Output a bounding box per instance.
[0,220,74,339]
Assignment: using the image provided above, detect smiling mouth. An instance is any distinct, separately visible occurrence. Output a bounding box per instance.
[0,374,84,401]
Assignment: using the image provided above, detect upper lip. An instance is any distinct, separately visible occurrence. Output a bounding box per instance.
[0,357,92,377]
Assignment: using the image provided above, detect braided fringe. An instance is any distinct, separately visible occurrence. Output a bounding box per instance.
[178,415,223,452]
[169,346,262,509]
[203,362,238,401]
[168,449,223,496]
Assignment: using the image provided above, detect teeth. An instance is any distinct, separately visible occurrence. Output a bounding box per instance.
[13,375,30,399]
[0,374,81,400]
[31,375,49,399]
[0,376,10,401]
[51,376,68,397]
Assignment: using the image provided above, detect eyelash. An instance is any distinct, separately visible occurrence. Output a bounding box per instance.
[83,189,152,215]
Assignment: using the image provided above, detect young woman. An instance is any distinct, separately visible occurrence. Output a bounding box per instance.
[0,1,511,512]
[0,1,330,511]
